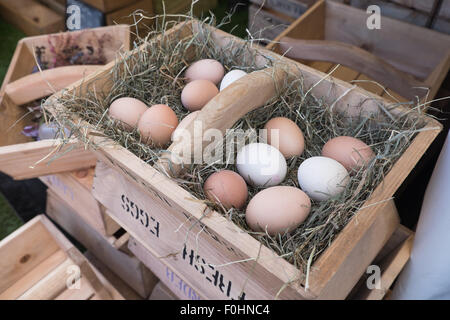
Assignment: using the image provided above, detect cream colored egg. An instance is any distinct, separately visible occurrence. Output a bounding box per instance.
[181,80,219,111]
[185,59,225,85]
[264,117,305,158]
[220,70,247,91]
[108,97,148,130]
[297,156,350,201]
[246,186,311,236]
[138,104,179,147]
[236,143,287,188]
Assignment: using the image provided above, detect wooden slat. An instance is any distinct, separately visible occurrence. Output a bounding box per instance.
[352,233,414,300]
[84,251,142,300]
[0,0,64,36]
[0,216,60,293]
[53,277,96,300]
[0,250,66,299]
[46,189,158,298]
[353,73,385,96]
[18,258,74,300]
[325,0,450,80]
[0,139,97,180]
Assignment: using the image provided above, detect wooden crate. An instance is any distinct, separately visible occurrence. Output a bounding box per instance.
[46,188,158,298]
[0,215,123,299]
[0,0,65,36]
[45,20,442,299]
[41,166,120,237]
[129,225,414,300]
[268,0,450,102]
[333,0,450,35]
[149,281,179,300]
[248,4,297,41]
[0,25,130,180]
[348,225,413,300]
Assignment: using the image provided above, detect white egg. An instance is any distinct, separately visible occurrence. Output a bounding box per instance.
[220,70,247,91]
[236,143,287,187]
[297,156,350,201]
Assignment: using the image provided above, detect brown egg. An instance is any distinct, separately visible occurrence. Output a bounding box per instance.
[264,117,305,158]
[185,59,225,85]
[203,170,248,210]
[322,136,375,172]
[108,97,148,130]
[246,186,311,236]
[171,111,200,142]
[138,104,179,147]
[181,80,219,111]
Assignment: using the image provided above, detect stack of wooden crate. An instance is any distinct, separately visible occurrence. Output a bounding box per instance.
[268,0,450,104]
[0,0,66,36]
[0,215,124,300]
[0,25,165,300]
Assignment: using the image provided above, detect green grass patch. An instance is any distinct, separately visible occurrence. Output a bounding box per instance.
[0,193,23,240]
[0,19,25,85]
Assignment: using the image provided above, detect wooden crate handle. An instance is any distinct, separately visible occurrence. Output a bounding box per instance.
[158,66,298,176]
[277,37,425,100]
[4,65,102,106]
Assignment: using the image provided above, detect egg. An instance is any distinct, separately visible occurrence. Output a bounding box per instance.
[236,143,287,188]
[108,97,148,130]
[203,170,248,210]
[171,111,200,142]
[185,59,225,85]
[297,156,350,201]
[322,136,375,172]
[138,104,179,147]
[264,117,305,158]
[181,80,219,111]
[246,186,311,236]
[220,70,247,91]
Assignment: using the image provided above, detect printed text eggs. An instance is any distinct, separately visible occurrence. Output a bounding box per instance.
[185,59,225,85]
[297,156,350,201]
[246,186,311,236]
[236,143,287,188]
